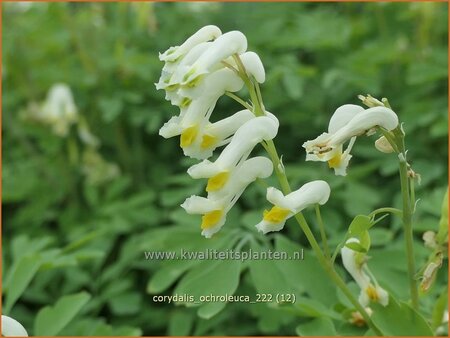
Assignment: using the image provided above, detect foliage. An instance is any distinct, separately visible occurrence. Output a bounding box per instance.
[2,2,448,336]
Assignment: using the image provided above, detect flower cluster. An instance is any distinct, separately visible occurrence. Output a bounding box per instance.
[157,26,399,314]
[157,26,278,237]
[156,25,266,160]
[302,104,398,176]
[341,238,389,307]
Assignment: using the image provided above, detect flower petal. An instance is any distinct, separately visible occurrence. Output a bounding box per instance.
[1,315,28,337]
[328,104,365,134]
[329,106,398,145]
[181,195,221,214]
[159,25,222,62]
[187,115,278,178]
[267,180,331,212]
[239,51,266,83]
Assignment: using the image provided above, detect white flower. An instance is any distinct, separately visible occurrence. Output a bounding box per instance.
[341,238,389,307]
[181,156,273,237]
[175,30,247,88]
[255,180,330,234]
[1,315,28,337]
[158,67,245,145]
[159,51,267,148]
[229,51,266,83]
[303,104,399,176]
[156,41,213,103]
[37,84,78,136]
[159,25,222,64]
[187,114,279,188]
[181,109,255,160]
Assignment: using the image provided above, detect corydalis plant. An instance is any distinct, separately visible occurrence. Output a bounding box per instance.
[157,26,436,336]
[22,84,119,186]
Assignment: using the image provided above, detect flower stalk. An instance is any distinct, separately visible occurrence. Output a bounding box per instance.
[234,56,383,335]
[315,204,331,259]
[395,128,419,310]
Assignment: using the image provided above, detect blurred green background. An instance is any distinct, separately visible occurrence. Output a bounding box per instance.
[2,2,448,336]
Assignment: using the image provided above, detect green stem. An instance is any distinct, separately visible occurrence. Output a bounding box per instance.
[368,207,403,218]
[398,151,419,310]
[379,123,419,310]
[225,92,253,111]
[293,210,382,335]
[67,135,79,166]
[379,128,399,153]
[232,53,383,334]
[315,204,331,258]
[261,146,381,332]
[331,240,346,264]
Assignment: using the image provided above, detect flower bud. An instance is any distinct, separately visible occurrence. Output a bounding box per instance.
[375,135,395,153]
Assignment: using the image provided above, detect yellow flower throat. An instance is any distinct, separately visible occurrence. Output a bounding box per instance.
[263,206,291,223]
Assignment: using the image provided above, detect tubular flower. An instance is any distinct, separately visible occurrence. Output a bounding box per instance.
[158,41,214,104]
[159,25,222,64]
[181,109,255,160]
[341,238,389,307]
[187,115,278,183]
[31,84,78,136]
[256,180,331,234]
[174,30,247,88]
[182,157,273,238]
[159,67,244,138]
[303,104,398,176]
[156,25,222,97]
[1,315,28,337]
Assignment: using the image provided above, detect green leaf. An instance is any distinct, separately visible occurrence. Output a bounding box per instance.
[4,255,42,313]
[60,318,141,336]
[147,231,236,294]
[108,292,141,316]
[348,215,372,236]
[197,302,227,319]
[147,259,200,294]
[168,309,195,336]
[249,241,294,297]
[369,228,393,246]
[296,317,337,336]
[359,230,371,251]
[371,295,434,336]
[34,292,91,336]
[431,290,448,330]
[344,241,367,253]
[98,97,123,123]
[274,236,338,306]
[291,297,341,320]
[174,259,241,318]
[437,189,448,244]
